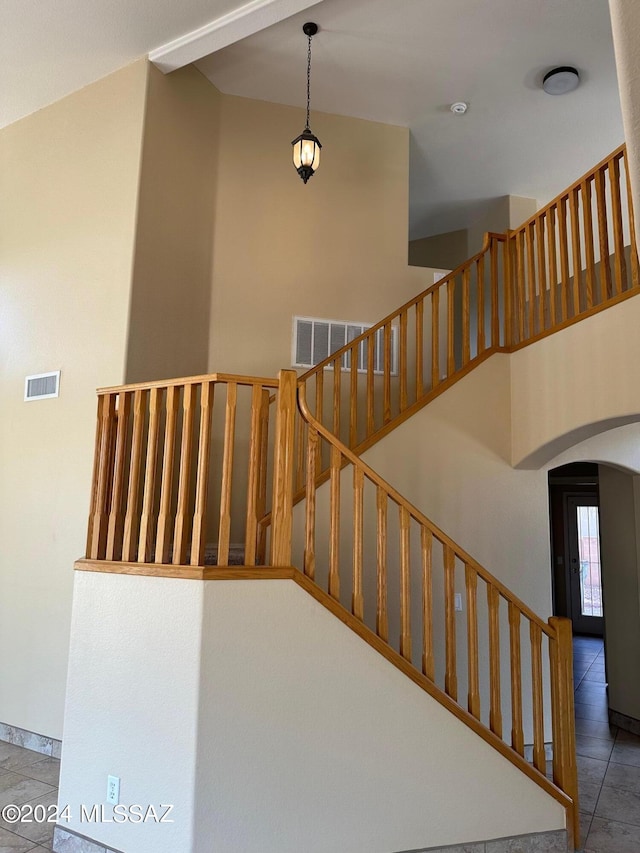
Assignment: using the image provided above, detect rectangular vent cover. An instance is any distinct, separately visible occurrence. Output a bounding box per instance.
[24,371,60,401]
[293,317,397,375]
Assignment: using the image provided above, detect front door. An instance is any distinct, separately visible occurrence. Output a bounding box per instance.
[567,495,604,636]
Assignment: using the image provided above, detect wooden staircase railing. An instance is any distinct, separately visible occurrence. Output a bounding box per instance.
[294,381,579,845]
[78,144,640,851]
[86,373,279,568]
[294,143,640,497]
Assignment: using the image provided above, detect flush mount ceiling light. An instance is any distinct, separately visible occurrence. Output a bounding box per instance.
[450,102,468,115]
[543,66,580,96]
[292,22,322,184]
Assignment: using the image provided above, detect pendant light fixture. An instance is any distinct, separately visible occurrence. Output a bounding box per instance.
[292,22,321,184]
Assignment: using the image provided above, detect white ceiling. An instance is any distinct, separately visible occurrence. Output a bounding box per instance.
[2,0,624,240]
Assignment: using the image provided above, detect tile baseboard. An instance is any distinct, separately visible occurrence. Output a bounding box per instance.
[400,828,568,852]
[53,826,124,852]
[609,707,640,737]
[0,720,62,758]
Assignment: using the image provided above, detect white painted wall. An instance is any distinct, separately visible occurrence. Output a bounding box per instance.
[59,572,565,853]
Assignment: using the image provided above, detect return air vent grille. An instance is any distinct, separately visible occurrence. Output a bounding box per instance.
[24,371,60,401]
[293,316,397,375]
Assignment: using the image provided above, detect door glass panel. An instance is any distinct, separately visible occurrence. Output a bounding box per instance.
[576,505,603,617]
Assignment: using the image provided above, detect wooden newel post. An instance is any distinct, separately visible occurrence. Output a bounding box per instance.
[87,394,117,560]
[549,616,580,850]
[504,230,514,349]
[270,370,297,566]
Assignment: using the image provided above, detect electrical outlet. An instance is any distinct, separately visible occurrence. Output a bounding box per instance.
[454,593,463,612]
[107,775,120,805]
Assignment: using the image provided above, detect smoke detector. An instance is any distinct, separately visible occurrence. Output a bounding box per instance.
[450,102,468,115]
[543,66,580,95]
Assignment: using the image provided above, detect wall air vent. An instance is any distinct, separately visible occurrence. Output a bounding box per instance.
[293,316,397,375]
[24,371,60,402]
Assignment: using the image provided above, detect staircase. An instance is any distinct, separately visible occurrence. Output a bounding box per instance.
[78,144,640,852]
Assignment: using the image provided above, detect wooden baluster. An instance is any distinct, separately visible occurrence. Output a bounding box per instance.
[192,381,214,567]
[549,616,580,848]
[350,343,358,446]
[624,152,640,289]
[530,621,546,773]
[431,288,440,389]
[421,526,434,679]
[399,506,411,660]
[89,394,117,560]
[352,466,364,619]
[376,486,388,641]
[447,278,456,377]
[383,323,392,424]
[536,215,547,331]
[462,267,470,365]
[595,166,612,302]
[465,565,480,719]
[611,155,628,295]
[491,239,500,348]
[508,602,525,755]
[570,186,583,315]
[315,370,324,429]
[329,444,341,599]
[86,397,104,557]
[304,425,318,579]
[366,331,375,437]
[244,384,263,566]
[173,383,196,565]
[315,371,324,472]
[255,389,270,565]
[121,389,146,562]
[137,388,160,562]
[547,206,558,327]
[106,391,132,561]
[270,370,297,566]
[516,230,526,341]
[399,310,408,412]
[296,410,305,492]
[477,255,485,355]
[217,382,238,566]
[415,298,424,399]
[581,178,595,309]
[487,585,503,738]
[333,356,342,438]
[559,196,570,322]
[155,386,179,563]
[526,222,536,337]
[444,545,457,701]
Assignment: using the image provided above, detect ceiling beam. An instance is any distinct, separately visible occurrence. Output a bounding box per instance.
[150,0,324,73]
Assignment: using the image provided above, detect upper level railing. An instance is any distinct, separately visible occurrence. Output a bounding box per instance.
[86,373,280,568]
[294,144,639,493]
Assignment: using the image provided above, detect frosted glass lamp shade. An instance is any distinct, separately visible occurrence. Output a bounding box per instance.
[292,129,321,183]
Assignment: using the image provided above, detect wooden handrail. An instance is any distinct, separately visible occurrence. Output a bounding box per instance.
[295,383,578,840]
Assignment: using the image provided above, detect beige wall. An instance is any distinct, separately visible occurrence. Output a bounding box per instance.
[467,195,537,256]
[510,294,640,468]
[126,64,221,383]
[0,61,148,738]
[209,95,432,377]
[409,228,469,271]
[599,465,640,721]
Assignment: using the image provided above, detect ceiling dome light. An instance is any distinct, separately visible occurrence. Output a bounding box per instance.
[450,102,468,115]
[542,66,580,96]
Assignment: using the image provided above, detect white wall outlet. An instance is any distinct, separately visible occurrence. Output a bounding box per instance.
[107,775,120,805]
[454,593,463,612]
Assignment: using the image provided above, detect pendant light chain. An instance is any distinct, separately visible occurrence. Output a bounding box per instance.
[306,33,312,130]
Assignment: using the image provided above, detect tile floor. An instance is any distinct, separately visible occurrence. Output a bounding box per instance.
[573,634,640,852]
[0,741,59,851]
[0,639,637,852]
